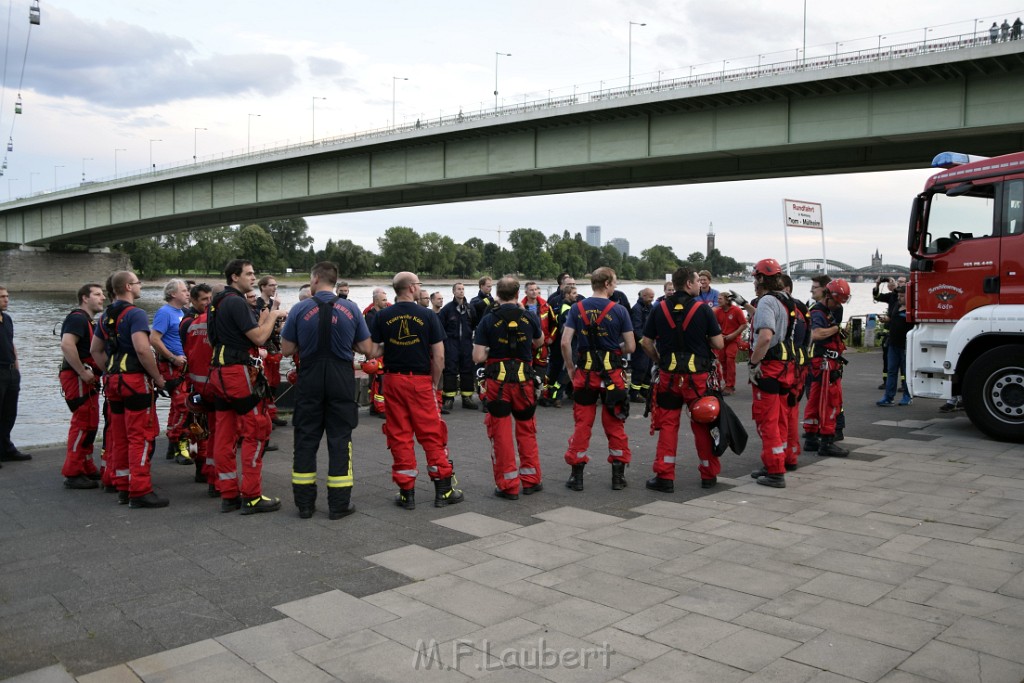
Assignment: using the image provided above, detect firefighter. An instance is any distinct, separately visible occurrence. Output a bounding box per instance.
[369,272,463,510]
[561,267,636,491]
[208,259,288,515]
[540,279,582,407]
[89,271,169,508]
[641,267,724,492]
[628,288,654,403]
[151,279,191,464]
[781,275,811,471]
[256,275,288,428]
[803,279,851,458]
[281,261,375,520]
[439,282,477,412]
[713,290,747,394]
[58,283,106,489]
[180,283,216,493]
[473,276,544,500]
[470,276,496,326]
[746,259,798,489]
[362,288,389,417]
[521,281,556,382]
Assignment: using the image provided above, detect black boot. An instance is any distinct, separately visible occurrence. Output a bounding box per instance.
[461,395,477,410]
[441,397,454,414]
[611,461,628,490]
[803,432,820,452]
[327,488,354,519]
[194,459,206,483]
[395,488,415,510]
[433,477,464,507]
[165,440,177,460]
[566,463,585,491]
[818,435,849,458]
[294,482,317,520]
[756,474,786,488]
[645,476,674,492]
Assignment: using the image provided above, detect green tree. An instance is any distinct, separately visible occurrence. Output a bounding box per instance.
[235,224,278,268]
[492,250,518,276]
[507,228,546,276]
[682,251,706,271]
[641,245,682,279]
[377,226,422,273]
[421,232,457,276]
[453,243,482,277]
[263,218,313,271]
[481,242,501,272]
[619,255,638,280]
[118,237,167,279]
[599,244,623,273]
[321,239,375,277]
[550,236,587,276]
[190,227,235,275]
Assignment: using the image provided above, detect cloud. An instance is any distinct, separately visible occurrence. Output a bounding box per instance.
[23,5,296,108]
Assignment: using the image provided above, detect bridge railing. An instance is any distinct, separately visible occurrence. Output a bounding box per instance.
[6,29,1017,205]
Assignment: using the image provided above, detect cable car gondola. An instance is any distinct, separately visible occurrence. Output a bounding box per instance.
[29,1,40,26]
[7,138,13,152]
[15,94,22,114]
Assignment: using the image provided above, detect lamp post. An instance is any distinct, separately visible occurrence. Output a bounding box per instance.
[923,27,932,49]
[392,76,408,130]
[311,96,326,143]
[247,113,260,153]
[802,0,807,66]
[53,165,63,190]
[628,21,646,92]
[494,51,511,112]
[193,127,206,164]
[114,148,126,178]
[149,139,161,171]
[81,157,92,183]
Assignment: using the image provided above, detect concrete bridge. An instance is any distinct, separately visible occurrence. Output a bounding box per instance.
[2,36,1024,248]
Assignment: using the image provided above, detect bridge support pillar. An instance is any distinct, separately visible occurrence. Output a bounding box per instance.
[0,247,131,292]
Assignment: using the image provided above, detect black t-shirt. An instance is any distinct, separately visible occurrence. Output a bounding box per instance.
[371,301,445,373]
[0,312,14,364]
[473,304,542,362]
[643,294,722,360]
[61,309,94,360]
[211,289,257,351]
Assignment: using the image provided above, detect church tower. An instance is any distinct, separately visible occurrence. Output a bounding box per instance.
[871,248,882,269]
[706,222,715,257]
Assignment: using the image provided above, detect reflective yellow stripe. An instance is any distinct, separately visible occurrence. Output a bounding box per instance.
[496,364,506,382]
[327,474,353,488]
[291,471,317,485]
[687,355,697,373]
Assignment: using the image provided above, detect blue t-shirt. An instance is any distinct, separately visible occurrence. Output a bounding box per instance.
[562,297,633,352]
[281,291,369,362]
[695,288,720,306]
[473,304,542,362]
[152,304,185,356]
[371,301,445,373]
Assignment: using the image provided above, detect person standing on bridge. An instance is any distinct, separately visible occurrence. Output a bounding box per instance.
[59,283,106,489]
[990,22,1000,43]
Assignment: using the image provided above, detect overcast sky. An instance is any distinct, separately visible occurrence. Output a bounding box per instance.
[3,1,1021,268]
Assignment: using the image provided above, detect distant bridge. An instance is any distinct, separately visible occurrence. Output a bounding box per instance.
[783,258,911,281]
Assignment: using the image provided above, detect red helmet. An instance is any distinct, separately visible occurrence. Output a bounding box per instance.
[825,279,851,304]
[754,258,782,277]
[361,359,381,375]
[690,395,721,424]
[286,368,298,385]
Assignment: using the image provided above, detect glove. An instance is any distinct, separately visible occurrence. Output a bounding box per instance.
[728,290,747,306]
[748,361,762,383]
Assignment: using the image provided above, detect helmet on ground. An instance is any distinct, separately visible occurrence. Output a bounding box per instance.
[753,258,782,277]
[361,358,381,375]
[690,395,720,424]
[825,278,851,304]
[286,368,298,385]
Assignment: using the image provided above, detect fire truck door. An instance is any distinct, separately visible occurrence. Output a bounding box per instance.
[1000,179,1024,306]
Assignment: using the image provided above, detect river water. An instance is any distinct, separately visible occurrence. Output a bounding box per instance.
[4,280,885,448]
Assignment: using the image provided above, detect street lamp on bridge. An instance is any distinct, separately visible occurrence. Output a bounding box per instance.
[81,158,92,183]
[311,96,326,143]
[392,76,408,130]
[628,21,646,92]
[149,139,162,171]
[193,128,207,164]
[494,51,511,112]
[247,113,260,153]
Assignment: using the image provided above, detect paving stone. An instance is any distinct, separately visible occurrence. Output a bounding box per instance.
[77,665,143,683]
[619,649,747,683]
[127,639,227,678]
[361,589,435,617]
[215,617,327,664]
[522,562,593,588]
[793,598,945,651]
[582,627,670,662]
[611,604,689,637]
[613,514,689,534]
[797,549,922,585]
[495,628,639,683]
[294,628,390,665]
[581,528,702,560]
[910,538,1023,573]
[870,597,959,628]
[645,612,742,651]
[274,590,397,638]
[519,596,629,635]
[508,520,587,542]
[704,521,806,549]
[755,591,827,619]
[371,605,481,649]
[937,615,1024,664]
[576,548,664,577]
[785,630,910,683]
[3,664,77,682]
[365,544,470,580]
[737,658,821,683]
[732,610,823,643]
[532,506,625,529]
[628,501,719,522]
[898,639,1024,683]
[796,571,896,606]
[481,537,588,571]
[548,569,677,613]
[253,652,337,683]
[395,574,537,627]
[139,651,272,683]
[697,626,800,672]
[431,512,524,537]
[317,639,469,682]
[676,559,807,599]
[925,584,1024,619]
[666,583,767,620]
[453,558,543,587]
[866,534,936,566]
[916,559,1016,592]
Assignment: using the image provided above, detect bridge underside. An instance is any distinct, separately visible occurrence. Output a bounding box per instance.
[4,46,1024,247]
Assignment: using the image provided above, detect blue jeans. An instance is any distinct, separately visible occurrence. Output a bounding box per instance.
[883,344,910,402]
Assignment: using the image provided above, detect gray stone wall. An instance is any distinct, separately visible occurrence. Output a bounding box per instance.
[0,249,131,292]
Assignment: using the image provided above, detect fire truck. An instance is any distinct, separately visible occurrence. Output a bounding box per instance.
[906,151,1024,443]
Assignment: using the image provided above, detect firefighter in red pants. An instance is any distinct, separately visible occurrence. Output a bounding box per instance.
[90,271,169,508]
[151,279,191,464]
[256,275,287,427]
[368,271,463,510]
[208,259,288,515]
[472,276,544,500]
[180,283,216,492]
[561,267,636,492]
[746,259,799,489]
[713,291,746,394]
[641,267,724,492]
[59,283,106,489]
[803,279,851,458]
[781,274,811,470]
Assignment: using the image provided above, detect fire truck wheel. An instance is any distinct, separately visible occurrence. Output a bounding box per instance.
[962,345,1024,444]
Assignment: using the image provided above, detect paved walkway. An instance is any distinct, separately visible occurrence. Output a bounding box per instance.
[3,350,1024,682]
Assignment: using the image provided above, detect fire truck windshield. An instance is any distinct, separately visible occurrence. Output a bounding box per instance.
[919,188,995,255]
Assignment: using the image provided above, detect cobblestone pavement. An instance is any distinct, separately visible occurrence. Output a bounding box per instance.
[2,350,1022,682]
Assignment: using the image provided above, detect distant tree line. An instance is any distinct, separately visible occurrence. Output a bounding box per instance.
[114,221,745,280]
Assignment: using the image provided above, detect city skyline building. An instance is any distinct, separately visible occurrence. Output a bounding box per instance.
[609,237,629,257]
[586,225,601,248]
